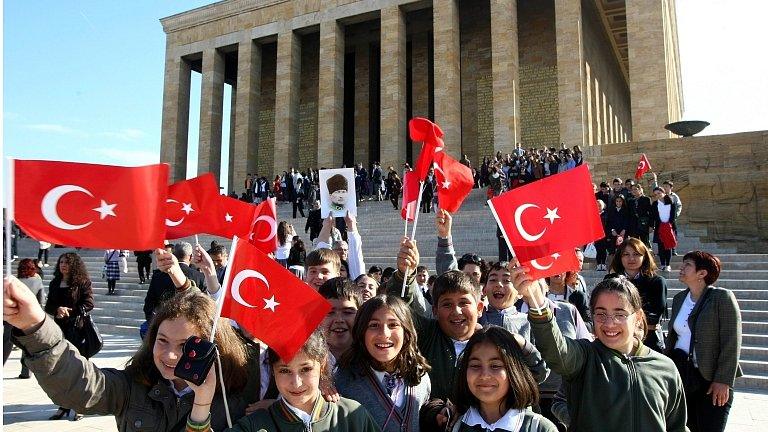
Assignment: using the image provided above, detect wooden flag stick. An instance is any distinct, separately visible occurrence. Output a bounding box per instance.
[401,181,426,297]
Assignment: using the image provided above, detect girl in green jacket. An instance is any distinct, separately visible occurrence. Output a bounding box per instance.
[188,328,380,431]
[452,326,558,432]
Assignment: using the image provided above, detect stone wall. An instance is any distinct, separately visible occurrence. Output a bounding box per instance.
[518,0,560,148]
[459,0,493,163]
[257,42,277,176]
[298,33,319,170]
[586,131,768,252]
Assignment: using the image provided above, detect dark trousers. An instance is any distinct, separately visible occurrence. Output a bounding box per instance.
[293,200,305,218]
[138,261,151,282]
[686,383,733,432]
[391,194,399,209]
[498,237,512,262]
[595,238,609,265]
[658,246,672,267]
[37,248,49,264]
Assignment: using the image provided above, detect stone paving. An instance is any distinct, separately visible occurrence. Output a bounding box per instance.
[3,332,768,431]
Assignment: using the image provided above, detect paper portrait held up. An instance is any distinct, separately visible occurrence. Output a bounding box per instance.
[319,168,357,218]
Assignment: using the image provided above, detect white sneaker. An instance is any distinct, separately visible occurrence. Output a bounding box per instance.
[44,263,50,267]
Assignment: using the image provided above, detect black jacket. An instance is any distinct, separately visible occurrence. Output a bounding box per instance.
[605,273,668,324]
[305,208,322,240]
[143,263,206,321]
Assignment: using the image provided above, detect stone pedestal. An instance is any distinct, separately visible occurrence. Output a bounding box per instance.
[160,53,191,183]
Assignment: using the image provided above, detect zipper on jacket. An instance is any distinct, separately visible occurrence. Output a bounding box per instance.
[625,355,638,432]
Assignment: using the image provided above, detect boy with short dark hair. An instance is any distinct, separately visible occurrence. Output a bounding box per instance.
[318,277,361,366]
[304,248,340,290]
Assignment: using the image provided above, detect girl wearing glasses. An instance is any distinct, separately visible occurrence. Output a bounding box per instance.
[512,270,687,431]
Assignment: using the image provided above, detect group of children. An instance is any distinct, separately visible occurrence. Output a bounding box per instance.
[4,209,689,432]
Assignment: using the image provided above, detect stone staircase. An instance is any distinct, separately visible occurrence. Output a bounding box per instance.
[10,189,768,390]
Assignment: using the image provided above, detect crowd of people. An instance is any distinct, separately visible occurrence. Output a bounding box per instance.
[3,175,742,432]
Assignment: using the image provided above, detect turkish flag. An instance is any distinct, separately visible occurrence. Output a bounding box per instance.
[221,237,332,361]
[522,249,582,280]
[433,152,474,213]
[247,198,278,254]
[208,195,256,239]
[488,165,604,262]
[165,173,221,240]
[13,160,168,250]
[401,171,420,222]
[410,117,445,181]
[635,154,652,179]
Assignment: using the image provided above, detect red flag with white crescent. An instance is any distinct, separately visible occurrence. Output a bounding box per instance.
[165,173,220,240]
[208,195,257,239]
[410,117,445,181]
[221,237,331,361]
[247,198,278,254]
[521,248,582,280]
[635,154,652,180]
[488,165,604,262]
[13,160,168,249]
[433,152,474,213]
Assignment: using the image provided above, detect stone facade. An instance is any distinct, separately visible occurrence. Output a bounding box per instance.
[586,131,768,252]
[160,0,682,189]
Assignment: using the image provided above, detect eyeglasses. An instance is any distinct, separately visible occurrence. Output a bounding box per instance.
[593,311,634,324]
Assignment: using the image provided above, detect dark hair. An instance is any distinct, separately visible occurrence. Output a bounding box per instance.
[432,270,480,304]
[455,326,540,414]
[340,260,349,276]
[277,221,290,246]
[125,291,247,394]
[305,248,341,273]
[427,275,436,286]
[368,265,383,275]
[53,252,90,287]
[340,295,430,386]
[17,258,38,278]
[353,273,380,293]
[268,328,330,380]
[609,237,658,277]
[612,178,622,183]
[382,267,396,279]
[319,277,361,307]
[589,277,647,340]
[682,251,721,285]
[662,180,673,187]
[208,244,228,256]
[416,265,428,274]
[291,236,306,253]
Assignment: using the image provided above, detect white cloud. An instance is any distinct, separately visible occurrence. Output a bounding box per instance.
[25,123,89,138]
[92,148,159,166]
[97,128,146,141]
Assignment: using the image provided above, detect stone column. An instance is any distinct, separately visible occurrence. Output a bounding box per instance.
[318,20,345,168]
[198,48,225,182]
[411,32,430,119]
[554,0,587,147]
[232,40,261,193]
[490,0,520,155]
[160,52,191,183]
[433,0,462,156]
[380,5,407,169]
[275,30,301,173]
[354,43,370,165]
[626,0,679,141]
[228,89,237,192]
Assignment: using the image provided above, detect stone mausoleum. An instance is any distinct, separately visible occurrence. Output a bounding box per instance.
[160,0,683,189]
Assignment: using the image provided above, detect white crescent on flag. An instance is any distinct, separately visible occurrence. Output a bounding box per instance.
[514,203,547,242]
[230,269,273,309]
[41,185,99,231]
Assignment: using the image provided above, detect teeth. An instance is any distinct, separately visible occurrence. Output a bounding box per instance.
[375,343,394,348]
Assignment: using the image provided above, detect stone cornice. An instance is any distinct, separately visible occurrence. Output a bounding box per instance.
[160,0,290,34]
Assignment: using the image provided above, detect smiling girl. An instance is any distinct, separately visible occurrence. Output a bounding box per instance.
[453,326,557,431]
[335,295,431,431]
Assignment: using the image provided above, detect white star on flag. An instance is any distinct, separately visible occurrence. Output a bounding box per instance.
[441,180,451,189]
[181,203,194,215]
[263,295,280,312]
[225,213,233,222]
[551,253,560,260]
[543,208,560,224]
[92,200,117,220]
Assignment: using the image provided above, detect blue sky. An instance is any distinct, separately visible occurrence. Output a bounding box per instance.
[3,0,767,196]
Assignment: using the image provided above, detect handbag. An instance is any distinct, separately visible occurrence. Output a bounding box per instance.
[66,306,104,358]
[583,242,597,259]
[174,335,217,386]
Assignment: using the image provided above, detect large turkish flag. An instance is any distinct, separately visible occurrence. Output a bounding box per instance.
[207,195,256,239]
[220,237,331,361]
[247,198,278,254]
[13,160,168,249]
[488,165,604,262]
[165,173,220,240]
[522,248,582,280]
[433,152,474,213]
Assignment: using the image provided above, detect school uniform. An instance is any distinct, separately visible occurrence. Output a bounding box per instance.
[232,396,379,431]
[335,366,430,432]
[480,306,531,341]
[452,407,558,432]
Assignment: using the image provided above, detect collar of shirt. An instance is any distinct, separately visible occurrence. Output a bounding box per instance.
[281,397,313,427]
[488,305,520,316]
[450,338,470,362]
[371,368,405,406]
[462,406,524,431]
[167,381,194,398]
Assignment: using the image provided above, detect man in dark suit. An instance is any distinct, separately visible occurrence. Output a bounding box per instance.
[143,242,207,321]
[305,200,323,241]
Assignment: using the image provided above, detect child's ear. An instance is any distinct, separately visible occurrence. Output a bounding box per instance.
[476,300,485,316]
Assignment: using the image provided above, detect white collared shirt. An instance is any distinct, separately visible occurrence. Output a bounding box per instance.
[451,338,470,364]
[461,406,524,431]
[281,397,312,428]
[168,381,194,398]
[371,368,405,407]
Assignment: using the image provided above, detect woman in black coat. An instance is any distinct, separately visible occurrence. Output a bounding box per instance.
[43,252,94,421]
[652,187,679,272]
[605,195,631,254]
[606,238,668,353]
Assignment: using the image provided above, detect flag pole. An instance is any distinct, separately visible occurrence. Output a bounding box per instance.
[210,236,238,340]
[401,181,426,297]
[487,198,543,311]
[5,159,14,277]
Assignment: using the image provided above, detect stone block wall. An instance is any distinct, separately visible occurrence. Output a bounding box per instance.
[586,131,768,252]
[459,0,493,163]
[518,0,560,148]
[298,33,319,171]
[257,42,277,177]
